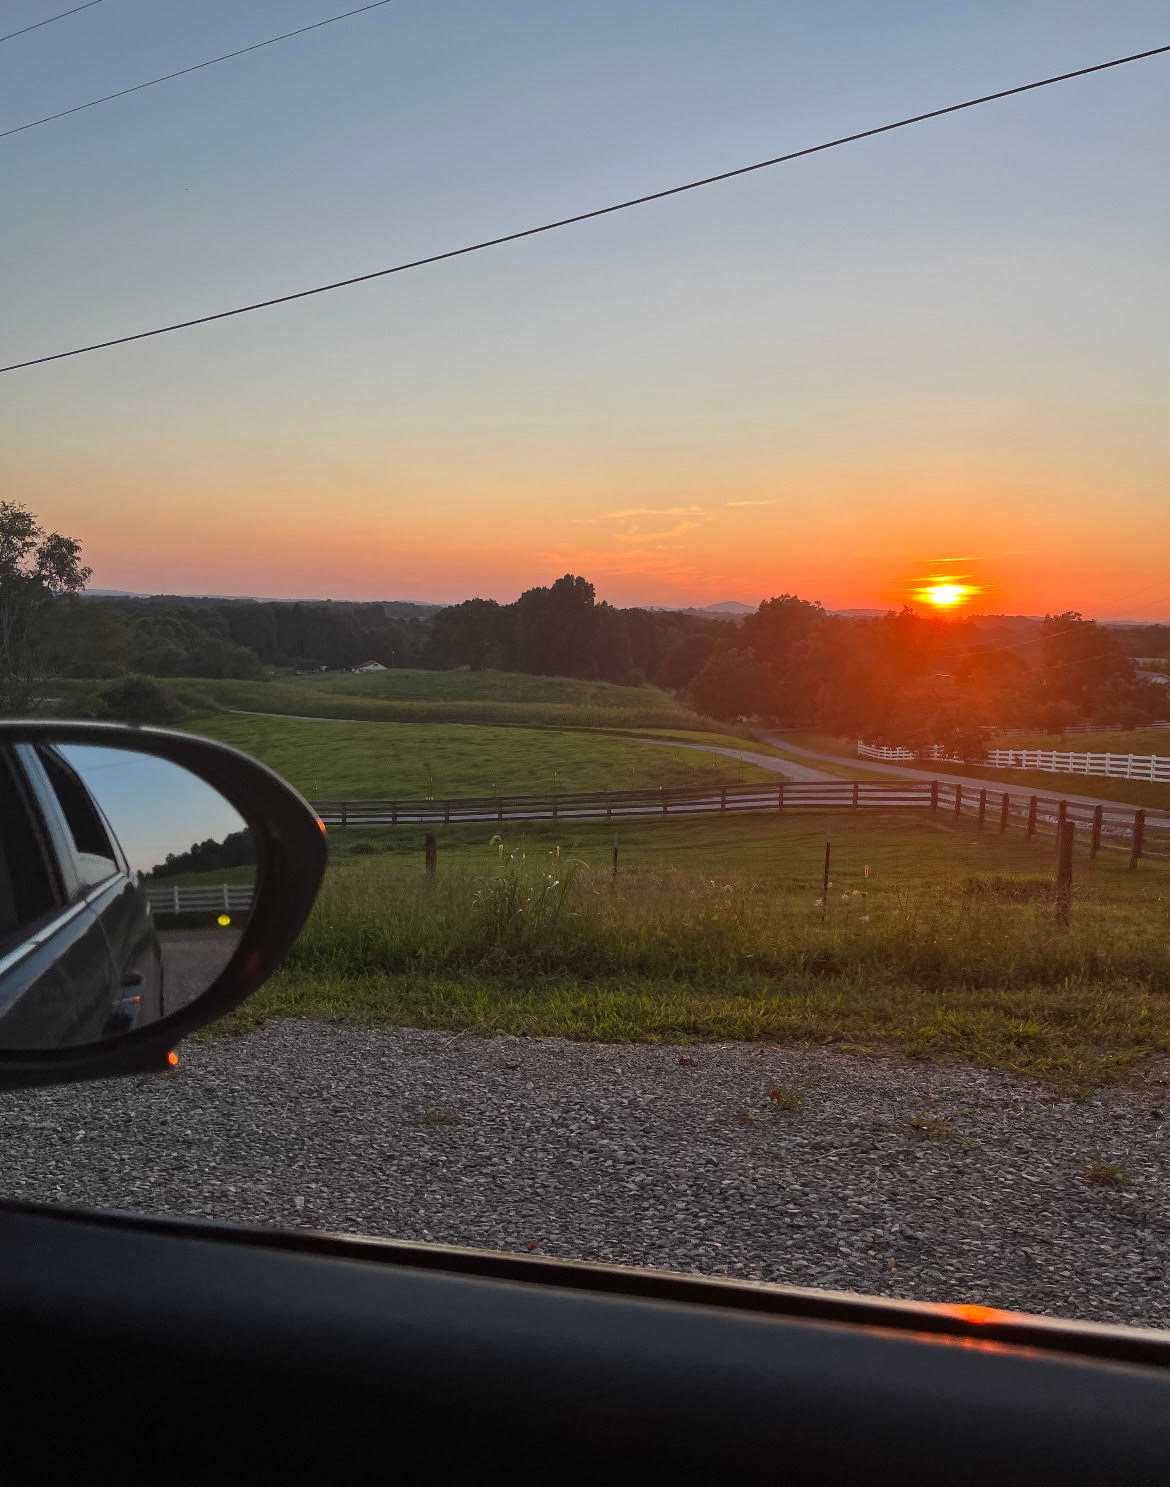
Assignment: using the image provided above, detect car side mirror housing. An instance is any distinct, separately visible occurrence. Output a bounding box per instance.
[0,721,326,1090]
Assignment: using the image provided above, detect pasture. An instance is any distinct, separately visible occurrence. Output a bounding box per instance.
[184,710,776,798]
[218,809,1170,1086]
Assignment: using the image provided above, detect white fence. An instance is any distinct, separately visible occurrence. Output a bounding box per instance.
[145,884,254,914]
[857,741,959,762]
[983,749,1170,783]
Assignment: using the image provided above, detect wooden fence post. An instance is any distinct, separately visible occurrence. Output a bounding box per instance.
[612,834,619,880]
[821,841,831,921]
[1129,810,1146,870]
[999,792,1010,832]
[497,798,503,823]
[720,787,727,812]
[1089,805,1103,862]
[662,791,669,815]
[424,833,437,877]
[1026,796,1038,839]
[340,801,348,829]
[1057,800,1067,839]
[1055,821,1074,927]
[953,783,962,819]
[930,780,939,810]
[852,782,859,808]
[778,783,785,810]
[391,801,398,825]
[977,789,987,829]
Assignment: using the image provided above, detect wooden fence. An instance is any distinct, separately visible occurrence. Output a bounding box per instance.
[312,780,1167,861]
[313,780,928,826]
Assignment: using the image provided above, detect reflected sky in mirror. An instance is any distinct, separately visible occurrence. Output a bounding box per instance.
[59,746,247,876]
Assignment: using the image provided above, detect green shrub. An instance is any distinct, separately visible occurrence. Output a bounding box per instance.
[94,675,185,726]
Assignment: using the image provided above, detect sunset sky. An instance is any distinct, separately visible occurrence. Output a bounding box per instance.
[3,1,1168,617]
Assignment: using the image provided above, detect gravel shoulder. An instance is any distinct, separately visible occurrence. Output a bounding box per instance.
[1,1022,1166,1329]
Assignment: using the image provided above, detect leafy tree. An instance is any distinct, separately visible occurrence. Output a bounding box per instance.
[0,501,91,714]
[687,650,773,721]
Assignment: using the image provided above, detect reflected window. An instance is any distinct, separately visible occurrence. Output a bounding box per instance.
[0,750,57,948]
[35,746,118,888]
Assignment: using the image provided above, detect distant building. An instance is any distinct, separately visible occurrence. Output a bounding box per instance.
[352,660,388,673]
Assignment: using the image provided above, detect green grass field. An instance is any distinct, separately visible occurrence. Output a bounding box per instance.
[987,727,1170,756]
[156,670,716,732]
[184,711,778,798]
[214,809,1170,1086]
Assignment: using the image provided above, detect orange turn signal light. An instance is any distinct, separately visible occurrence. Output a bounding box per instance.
[316,817,328,834]
[166,1050,179,1068]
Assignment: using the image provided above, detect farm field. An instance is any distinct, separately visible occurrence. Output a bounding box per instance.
[160,670,715,732]
[986,728,1170,756]
[184,710,777,799]
[216,809,1170,1086]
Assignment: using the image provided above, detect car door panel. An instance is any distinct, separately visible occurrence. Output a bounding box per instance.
[0,900,118,1048]
[0,1202,1167,1486]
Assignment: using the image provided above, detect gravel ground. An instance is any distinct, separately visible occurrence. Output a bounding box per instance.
[1,1022,1167,1328]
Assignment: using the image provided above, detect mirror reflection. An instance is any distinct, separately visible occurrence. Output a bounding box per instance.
[0,742,255,1050]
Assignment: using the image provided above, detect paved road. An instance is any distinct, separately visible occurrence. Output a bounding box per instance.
[756,733,1170,824]
[158,929,242,1017]
[638,737,839,783]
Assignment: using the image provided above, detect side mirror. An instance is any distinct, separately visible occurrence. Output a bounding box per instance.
[0,722,326,1090]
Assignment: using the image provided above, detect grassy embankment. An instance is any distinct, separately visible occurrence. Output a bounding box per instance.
[214,808,1170,1086]
[776,731,1170,813]
[183,710,779,798]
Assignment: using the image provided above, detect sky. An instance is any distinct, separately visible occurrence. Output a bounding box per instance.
[60,745,248,876]
[2,1,1168,618]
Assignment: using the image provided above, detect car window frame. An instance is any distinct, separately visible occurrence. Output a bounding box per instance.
[11,744,127,904]
[0,747,64,953]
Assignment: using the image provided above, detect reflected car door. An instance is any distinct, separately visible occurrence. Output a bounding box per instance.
[24,746,163,1036]
[0,749,119,1049]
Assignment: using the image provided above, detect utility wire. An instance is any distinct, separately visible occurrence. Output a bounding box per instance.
[0,0,395,139]
[3,39,1169,375]
[0,1,103,46]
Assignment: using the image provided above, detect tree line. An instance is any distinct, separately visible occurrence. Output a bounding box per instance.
[2,502,1166,742]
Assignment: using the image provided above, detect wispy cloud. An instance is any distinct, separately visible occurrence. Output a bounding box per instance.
[726,499,775,508]
[599,505,704,521]
[613,520,704,543]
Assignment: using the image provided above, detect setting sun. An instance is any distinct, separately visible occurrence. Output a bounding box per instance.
[912,578,982,610]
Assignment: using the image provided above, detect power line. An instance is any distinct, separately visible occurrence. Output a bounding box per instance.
[3,38,1169,376]
[0,0,395,140]
[0,1,103,46]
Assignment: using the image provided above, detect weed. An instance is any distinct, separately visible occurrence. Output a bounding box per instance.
[767,1085,805,1111]
[417,1109,460,1127]
[903,1114,956,1141]
[1084,1161,1127,1187]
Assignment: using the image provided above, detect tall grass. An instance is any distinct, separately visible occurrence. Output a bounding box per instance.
[285,848,1169,993]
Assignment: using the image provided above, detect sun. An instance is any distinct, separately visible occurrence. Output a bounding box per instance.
[911,577,982,611]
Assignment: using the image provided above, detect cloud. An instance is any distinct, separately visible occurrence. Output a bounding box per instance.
[613,520,704,543]
[602,505,704,521]
[726,499,775,508]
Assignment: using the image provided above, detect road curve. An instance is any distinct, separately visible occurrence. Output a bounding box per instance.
[636,737,839,783]
[755,732,1170,824]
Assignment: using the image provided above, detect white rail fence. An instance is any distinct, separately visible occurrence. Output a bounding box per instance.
[983,749,1170,783]
[146,884,254,914]
[856,741,960,763]
[858,739,1170,783]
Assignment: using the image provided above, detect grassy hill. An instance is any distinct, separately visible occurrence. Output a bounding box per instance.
[185,711,776,799]
[158,669,716,732]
